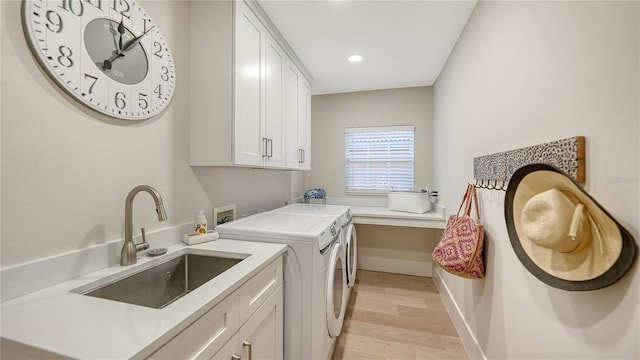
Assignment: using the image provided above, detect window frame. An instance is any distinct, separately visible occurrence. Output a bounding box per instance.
[344,125,416,195]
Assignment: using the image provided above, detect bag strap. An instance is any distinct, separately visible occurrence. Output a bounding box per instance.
[455,184,473,216]
[466,185,481,220]
[463,184,473,216]
[455,184,482,220]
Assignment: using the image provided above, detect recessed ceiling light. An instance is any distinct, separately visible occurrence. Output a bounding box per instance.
[348,55,363,63]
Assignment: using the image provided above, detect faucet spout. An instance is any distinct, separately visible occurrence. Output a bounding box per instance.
[156,203,168,222]
[121,185,168,266]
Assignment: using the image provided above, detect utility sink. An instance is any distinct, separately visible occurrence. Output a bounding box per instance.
[77,254,243,309]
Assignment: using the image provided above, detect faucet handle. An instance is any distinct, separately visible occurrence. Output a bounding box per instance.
[136,227,150,252]
[140,228,147,244]
[141,227,147,244]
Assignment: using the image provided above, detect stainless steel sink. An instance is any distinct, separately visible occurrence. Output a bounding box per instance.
[80,254,243,309]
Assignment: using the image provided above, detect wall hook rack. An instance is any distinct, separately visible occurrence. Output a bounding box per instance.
[473,136,586,190]
[474,179,507,191]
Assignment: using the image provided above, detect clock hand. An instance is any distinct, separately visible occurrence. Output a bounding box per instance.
[102,52,123,70]
[117,17,125,53]
[103,25,155,70]
[120,25,155,54]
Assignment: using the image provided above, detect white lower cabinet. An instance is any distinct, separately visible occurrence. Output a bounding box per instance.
[212,285,283,360]
[211,334,240,360]
[150,291,240,359]
[149,257,283,360]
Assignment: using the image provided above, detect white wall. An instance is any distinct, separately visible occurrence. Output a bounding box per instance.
[0,0,3,267]
[192,166,291,219]
[309,87,437,276]
[0,0,293,268]
[309,87,434,196]
[433,1,639,359]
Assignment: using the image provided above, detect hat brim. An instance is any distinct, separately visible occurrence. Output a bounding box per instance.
[505,164,637,291]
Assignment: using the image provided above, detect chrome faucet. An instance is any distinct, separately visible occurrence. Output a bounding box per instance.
[121,185,168,266]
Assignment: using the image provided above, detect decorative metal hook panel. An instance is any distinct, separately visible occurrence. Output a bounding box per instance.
[473,136,586,186]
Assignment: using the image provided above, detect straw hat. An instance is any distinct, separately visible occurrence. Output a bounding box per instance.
[505,164,636,290]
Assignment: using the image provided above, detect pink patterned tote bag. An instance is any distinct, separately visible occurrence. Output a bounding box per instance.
[432,184,485,279]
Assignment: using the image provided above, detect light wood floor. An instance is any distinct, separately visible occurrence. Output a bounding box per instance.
[331,270,469,360]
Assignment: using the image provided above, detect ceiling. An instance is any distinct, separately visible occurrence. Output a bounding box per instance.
[257,0,477,95]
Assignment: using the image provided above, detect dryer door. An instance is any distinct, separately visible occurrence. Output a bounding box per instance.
[345,223,358,288]
[326,241,348,338]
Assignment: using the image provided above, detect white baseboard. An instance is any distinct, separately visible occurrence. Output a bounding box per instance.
[358,254,432,277]
[432,269,487,360]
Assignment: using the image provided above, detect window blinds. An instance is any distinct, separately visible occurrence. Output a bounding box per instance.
[345,126,415,193]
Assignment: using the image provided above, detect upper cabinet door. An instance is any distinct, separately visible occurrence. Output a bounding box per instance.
[285,59,312,170]
[285,59,301,169]
[298,77,312,170]
[264,36,287,168]
[234,1,266,167]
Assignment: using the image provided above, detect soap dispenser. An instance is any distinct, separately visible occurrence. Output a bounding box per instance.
[195,210,208,234]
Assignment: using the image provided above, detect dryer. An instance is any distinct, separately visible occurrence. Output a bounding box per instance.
[216,212,348,360]
[271,204,358,299]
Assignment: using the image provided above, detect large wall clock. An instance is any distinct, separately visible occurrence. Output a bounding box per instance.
[21,0,176,120]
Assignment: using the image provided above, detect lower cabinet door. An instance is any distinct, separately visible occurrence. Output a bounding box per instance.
[239,285,283,360]
[150,293,239,360]
[209,286,283,360]
[210,334,240,360]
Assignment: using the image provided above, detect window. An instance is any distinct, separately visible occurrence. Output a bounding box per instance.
[345,125,415,194]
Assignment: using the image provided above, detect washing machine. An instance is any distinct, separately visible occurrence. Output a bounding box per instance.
[216,212,348,360]
[271,204,358,299]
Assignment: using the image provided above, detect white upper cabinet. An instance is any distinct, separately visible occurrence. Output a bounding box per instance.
[190,0,311,170]
[234,2,265,167]
[264,36,287,168]
[285,60,311,170]
[234,2,286,168]
[298,75,312,170]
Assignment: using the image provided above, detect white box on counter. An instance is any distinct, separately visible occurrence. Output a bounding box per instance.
[387,191,431,214]
[182,231,219,245]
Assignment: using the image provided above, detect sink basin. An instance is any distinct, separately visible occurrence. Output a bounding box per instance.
[79,254,243,309]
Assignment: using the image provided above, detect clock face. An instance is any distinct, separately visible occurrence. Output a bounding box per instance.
[22,0,176,120]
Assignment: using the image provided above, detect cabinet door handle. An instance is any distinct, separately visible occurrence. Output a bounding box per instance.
[267,138,273,158]
[298,149,303,163]
[231,353,241,360]
[262,138,268,158]
[243,340,253,360]
[302,149,306,164]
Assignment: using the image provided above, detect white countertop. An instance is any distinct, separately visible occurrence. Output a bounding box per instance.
[350,205,446,229]
[314,196,446,229]
[1,239,287,359]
